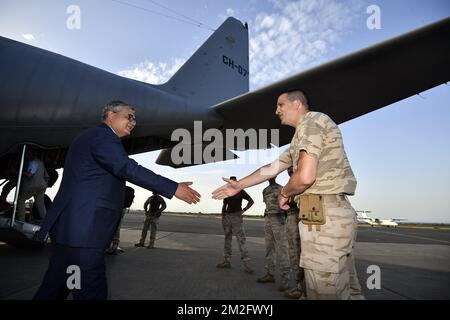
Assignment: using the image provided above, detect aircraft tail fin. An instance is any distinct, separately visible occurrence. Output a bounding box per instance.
[159,17,249,107]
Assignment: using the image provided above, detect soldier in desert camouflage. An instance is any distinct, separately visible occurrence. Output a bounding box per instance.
[213,89,364,300]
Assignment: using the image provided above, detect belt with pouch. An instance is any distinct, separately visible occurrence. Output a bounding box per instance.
[298,194,346,231]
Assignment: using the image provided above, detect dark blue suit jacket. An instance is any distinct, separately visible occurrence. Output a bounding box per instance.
[36,124,178,250]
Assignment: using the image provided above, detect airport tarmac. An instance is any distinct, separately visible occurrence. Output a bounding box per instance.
[1,212,449,300]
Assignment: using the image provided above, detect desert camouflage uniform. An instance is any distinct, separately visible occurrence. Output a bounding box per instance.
[279,111,362,300]
[262,183,290,284]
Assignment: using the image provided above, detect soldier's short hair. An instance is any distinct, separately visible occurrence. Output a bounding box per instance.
[230,176,237,181]
[286,90,309,108]
[101,100,134,121]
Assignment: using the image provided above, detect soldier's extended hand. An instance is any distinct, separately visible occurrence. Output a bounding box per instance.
[175,182,201,204]
[212,178,241,200]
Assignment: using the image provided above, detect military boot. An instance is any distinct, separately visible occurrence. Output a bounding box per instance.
[243,261,253,274]
[284,284,306,299]
[147,240,155,249]
[134,242,145,247]
[257,273,275,283]
[277,274,290,292]
[216,258,231,268]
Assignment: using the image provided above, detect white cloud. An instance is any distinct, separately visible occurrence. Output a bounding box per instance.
[118,58,186,84]
[22,33,35,41]
[260,15,275,30]
[247,0,364,88]
[120,1,363,89]
[219,7,238,21]
[226,8,235,16]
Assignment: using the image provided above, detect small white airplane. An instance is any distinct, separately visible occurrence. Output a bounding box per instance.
[356,211,406,227]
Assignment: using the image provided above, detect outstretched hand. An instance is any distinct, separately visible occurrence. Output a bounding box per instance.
[212,177,241,200]
[175,182,201,204]
[278,193,291,210]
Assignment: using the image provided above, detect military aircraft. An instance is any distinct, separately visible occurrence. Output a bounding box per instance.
[0,17,449,245]
[0,16,449,170]
[357,211,406,227]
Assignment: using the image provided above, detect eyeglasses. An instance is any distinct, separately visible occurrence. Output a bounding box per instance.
[110,110,136,122]
[127,114,136,122]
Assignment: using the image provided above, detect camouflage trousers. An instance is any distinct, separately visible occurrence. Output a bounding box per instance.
[299,194,362,300]
[222,213,250,262]
[287,212,304,283]
[139,213,159,245]
[264,214,290,278]
[111,208,127,248]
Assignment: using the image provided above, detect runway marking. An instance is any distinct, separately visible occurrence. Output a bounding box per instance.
[367,229,450,245]
[156,232,175,240]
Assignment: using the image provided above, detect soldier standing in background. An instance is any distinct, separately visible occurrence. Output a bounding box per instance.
[135,191,166,249]
[256,177,290,292]
[106,186,135,255]
[216,176,254,274]
[284,166,306,299]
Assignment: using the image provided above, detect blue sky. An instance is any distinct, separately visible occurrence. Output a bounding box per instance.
[1,0,449,222]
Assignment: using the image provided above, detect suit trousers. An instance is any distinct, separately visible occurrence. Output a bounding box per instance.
[33,244,107,300]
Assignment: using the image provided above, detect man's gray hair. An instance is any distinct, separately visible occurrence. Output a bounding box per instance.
[101,100,134,121]
[286,90,309,108]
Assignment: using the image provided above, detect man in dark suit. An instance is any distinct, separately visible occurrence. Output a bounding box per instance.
[33,100,200,300]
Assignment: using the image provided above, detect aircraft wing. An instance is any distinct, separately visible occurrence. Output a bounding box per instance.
[212,17,450,148]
